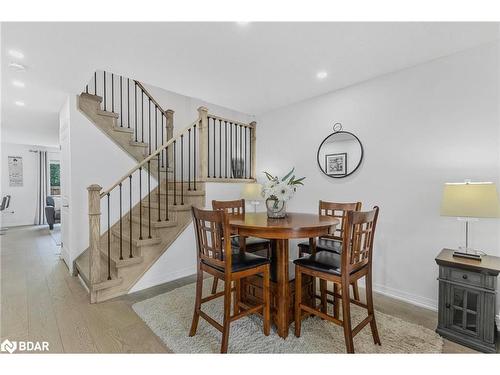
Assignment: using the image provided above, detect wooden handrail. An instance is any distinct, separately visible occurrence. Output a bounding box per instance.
[207,113,255,128]
[100,118,199,198]
[134,80,171,120]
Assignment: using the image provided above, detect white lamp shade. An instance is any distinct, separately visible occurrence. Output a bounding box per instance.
[242,183,262,201]
[440,182,500,218]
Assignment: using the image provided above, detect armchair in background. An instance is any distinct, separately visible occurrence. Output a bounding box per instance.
[45,196,61,230]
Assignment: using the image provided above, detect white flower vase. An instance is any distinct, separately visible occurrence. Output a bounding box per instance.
[266,198,287,218]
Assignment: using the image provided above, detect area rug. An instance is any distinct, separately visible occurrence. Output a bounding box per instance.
[132,281,443,353]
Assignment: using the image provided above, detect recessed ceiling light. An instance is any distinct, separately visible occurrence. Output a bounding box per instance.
[12,80,25,88]
[316,71,328,80]
[8,62,26,72]
[15,101,25,107]
[8,50,24,59]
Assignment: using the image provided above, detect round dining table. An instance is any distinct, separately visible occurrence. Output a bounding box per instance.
[229,212,339,338]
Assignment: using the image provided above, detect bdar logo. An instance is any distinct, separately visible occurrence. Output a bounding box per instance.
[1,339,17,354]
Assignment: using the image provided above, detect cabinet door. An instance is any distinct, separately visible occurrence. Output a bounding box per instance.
[448,284,481,338]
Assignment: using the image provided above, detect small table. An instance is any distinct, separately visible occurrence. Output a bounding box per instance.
[229,212,339,338]
[435,249,500,353]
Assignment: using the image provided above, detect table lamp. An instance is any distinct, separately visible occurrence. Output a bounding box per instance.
[242,183,262,213]
[440,181,500,260]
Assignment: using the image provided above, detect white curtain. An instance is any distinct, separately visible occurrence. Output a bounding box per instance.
[34,151,49,225]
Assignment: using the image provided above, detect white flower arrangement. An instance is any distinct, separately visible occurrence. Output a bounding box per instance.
[261,168,305,203]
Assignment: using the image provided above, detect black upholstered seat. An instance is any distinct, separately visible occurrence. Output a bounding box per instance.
[298,238,342,254]
[293,251,343,276]
[205,251,270,273]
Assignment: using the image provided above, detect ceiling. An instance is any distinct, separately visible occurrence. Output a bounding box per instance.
[2,22,499,147]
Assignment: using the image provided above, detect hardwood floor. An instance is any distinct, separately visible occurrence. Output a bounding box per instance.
[1,225,495,353]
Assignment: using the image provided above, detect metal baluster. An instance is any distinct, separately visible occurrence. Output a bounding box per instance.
[188,128,191,191]
[141,90,144,143]
[181,134,184,205]
[120,76,123,127]
[219,119,222,178]
[148,99,151,155]
[94,72,97,95]
[139,167,143,240]
[249,127,252,179]
[207,117,210,178]
[119,182,123,260]
[213,117,216,178]
[173,140,177,205]
[230,122,233,178]
[165,144,169,220]
[239,124,242,177]
[107,192,111,280]
[127,79,130,128]
[147,160,151,239]
[103,71,107,111]
[245,126,247,178]
[193,124,197,191]
[161,115,165,168]
[111,73,114,113]
[85,84,88,94]
[157,153,161,222]
[134,83,138,141]
[129,175,133,258]
[225,121,228,178]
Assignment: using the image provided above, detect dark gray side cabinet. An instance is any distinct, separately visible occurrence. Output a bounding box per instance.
[436,249,499,353]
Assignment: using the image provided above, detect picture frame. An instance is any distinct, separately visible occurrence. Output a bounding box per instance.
[325,153,347,176]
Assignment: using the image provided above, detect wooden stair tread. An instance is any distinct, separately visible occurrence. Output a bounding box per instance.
[129,140,148,148]
[129,214,178,228]
[141,202,193,211]
[99,243,144,268]
[75,250,122,290]
[111,228,162,246]
[97,109,119,118]
[113,126,134,134]
[81,92,103,103]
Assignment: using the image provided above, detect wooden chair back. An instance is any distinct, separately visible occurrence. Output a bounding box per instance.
[341,206,379,274]
[318,201,362,241]
[212,199,246,216]
[191,206,232,272]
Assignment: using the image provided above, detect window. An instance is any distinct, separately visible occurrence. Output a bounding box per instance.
[49,161,60,196]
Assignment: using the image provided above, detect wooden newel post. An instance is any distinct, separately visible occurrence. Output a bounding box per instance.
[87,184,102,303]
[165,109,174,168]
[197,106,209,181]
[250,121,257,179]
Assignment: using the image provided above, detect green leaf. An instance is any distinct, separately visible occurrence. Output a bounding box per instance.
[263,171,274,181]
[281,168,295,182]
[294,177,306,184]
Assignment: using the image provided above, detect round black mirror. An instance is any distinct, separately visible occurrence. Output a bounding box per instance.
[317,131,364,178]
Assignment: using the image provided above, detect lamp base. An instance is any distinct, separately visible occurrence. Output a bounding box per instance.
[452,250,482,261]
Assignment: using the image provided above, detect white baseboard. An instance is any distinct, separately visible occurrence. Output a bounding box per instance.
[77,274,89,293]
[373,282,438,312]
[128,265,196,293]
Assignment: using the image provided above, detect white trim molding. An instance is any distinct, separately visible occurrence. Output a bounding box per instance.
[373,283,438,312]
[128,265,196,294]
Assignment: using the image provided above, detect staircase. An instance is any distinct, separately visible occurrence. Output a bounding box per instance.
[73,71,257,303]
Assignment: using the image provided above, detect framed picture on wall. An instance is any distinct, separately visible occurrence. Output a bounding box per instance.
[325,153,347,176]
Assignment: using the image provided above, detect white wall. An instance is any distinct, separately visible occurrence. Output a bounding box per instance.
[61,95,139,272]
[256,42,500,313]
[0,142,60,227]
